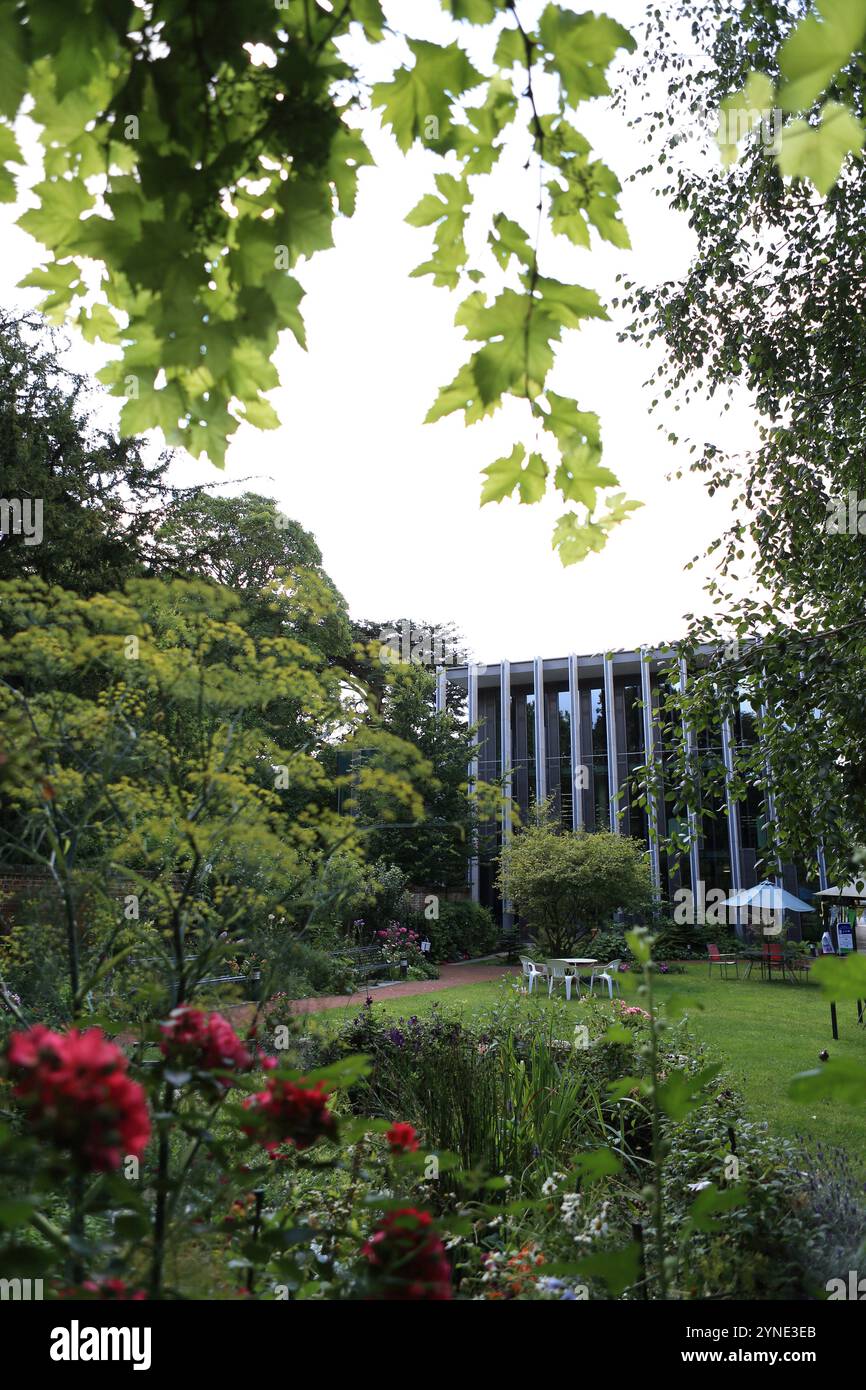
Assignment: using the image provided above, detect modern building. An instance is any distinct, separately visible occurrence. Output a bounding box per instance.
[438,647,825,931]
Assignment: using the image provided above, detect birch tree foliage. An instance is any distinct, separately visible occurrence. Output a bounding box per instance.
[718,0,866,194]
[0,0,639,565]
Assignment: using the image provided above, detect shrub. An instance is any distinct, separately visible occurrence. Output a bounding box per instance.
[415,901,500,962]
[373,923,438,980]
[498,824,653,955]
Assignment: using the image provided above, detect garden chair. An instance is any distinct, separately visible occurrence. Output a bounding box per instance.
[589,959,623,999]
[707,943,738,979]
[520,957,548,994]
[785,951,811,984]
[546,959,579,1002]
[761,942,785,982]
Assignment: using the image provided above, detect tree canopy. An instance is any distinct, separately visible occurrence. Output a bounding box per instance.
[620,0,866,884]
[1,0,641,563]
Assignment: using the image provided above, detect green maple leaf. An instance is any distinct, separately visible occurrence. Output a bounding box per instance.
[554,451,618,509]
[227,340,279,398]
[0,3,27,120]
[0,123,23,202]
[407,173,469,288]
[19,179,94,250]
[494,27,525,69]
[778,101,864,194]
[424,361,498,424]
[457,290,560,403]
[243,399,281,430]
[488,215,534,268]
[779,0,866,113]
[480,445,548,505]
[534,276,607,329]
[120,380,187,440]
[551,511,608,565]
[78,303,121,345]
[264,271,307,349]
[372,40,484,152]
[442,0,499,20]
[538,7,635,108]
[234,222,281,283]
[276,179,335,261]
[452,77,517,174]
[352,0,387,41]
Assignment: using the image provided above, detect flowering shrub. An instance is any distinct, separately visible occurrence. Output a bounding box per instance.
[371,922,438,981]
[480,1242,547,1300]
[386,1121,420,1154]
[62,1279,148,1300]
[362,1208,452,1300]
[2,1025,150,1172]
[160,1006,252,1086]
[242,1076,338,1155]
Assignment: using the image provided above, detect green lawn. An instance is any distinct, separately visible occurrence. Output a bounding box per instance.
[308,964,866,1158]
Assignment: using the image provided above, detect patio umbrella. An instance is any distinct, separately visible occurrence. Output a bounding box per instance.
[814,881,866,901]
[718,880,814,913]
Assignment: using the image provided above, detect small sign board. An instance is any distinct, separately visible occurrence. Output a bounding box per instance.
[837,921,855,954]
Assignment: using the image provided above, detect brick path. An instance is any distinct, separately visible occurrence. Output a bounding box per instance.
[225,961,519,1027]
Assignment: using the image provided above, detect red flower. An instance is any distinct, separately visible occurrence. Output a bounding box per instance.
[362,1208,452,1300]
[242,1077,337,1155]
[3,1026,150,1172]
[65,1279,147,1300]
[160,1006,252,1086]
[386,1121,420,1154]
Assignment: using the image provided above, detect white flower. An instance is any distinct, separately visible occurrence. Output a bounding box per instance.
[560,1192,583,1227]
[687,1180,712,1193]
[541,1175,559,1196]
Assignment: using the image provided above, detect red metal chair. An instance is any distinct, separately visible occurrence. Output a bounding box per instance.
[708,943,739,979]
[762,942,785,981]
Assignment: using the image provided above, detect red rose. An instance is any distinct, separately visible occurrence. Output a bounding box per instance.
[160,1006,252,1086]
[386,1121,420,1154]
[71,1279,147,1300]
[242,1077,337,1155]
[362,1208,452,1300]
[3,1025,150,1172]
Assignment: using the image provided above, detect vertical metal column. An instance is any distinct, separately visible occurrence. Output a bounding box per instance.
[467,662,480,903]
[759,700,782,887]
[603,654,620,833]
[568,653,583,830]
[500,659,513,931]
[533,656,547,814]
[678,656,702,898]
[435,667,446,714]
[721,713,743,937]
[817,842,829,894]
[640,649,661,893]
[720,716,743,894]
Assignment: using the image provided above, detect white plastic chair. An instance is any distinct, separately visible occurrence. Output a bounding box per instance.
[589,959,623,999]
[520,957,548,994]
[547,959,579,1001]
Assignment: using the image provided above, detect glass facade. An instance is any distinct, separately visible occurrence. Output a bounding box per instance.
[458,652,808,926]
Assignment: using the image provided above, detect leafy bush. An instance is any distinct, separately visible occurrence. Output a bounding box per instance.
[314,988,656,1187]
[663,1112,866,1299]
[498,824,653,954]
[372,923,438,980]
[414,901,500,962]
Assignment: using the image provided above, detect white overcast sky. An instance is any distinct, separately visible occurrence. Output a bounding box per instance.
[0,0,758,665]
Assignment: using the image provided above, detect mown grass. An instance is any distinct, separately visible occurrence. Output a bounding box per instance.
[303,963,866,1158]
